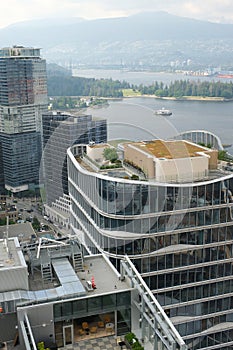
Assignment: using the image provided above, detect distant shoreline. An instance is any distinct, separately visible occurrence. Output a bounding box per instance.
[155,96,232,102]
[122,94,232,102]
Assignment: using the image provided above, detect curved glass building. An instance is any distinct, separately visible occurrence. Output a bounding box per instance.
[67,139,233,349]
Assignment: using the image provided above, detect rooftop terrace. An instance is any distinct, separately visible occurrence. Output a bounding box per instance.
[78,254,130,295]
[71,140,233,184]
[28,251,130,296]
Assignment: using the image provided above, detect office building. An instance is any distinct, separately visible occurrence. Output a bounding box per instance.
[42,111,107,207]
[0,46,48,193]
[44,193,71,229]
[67,138,233,349]
[0,237,185,350]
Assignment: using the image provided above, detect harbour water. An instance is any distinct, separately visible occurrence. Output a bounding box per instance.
[73,69,233,153]
[73,68,233,85]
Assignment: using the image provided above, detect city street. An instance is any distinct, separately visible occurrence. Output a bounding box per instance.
[6,196,62,236]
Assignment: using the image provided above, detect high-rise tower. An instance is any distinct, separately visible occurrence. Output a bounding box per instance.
[0,46,48,193]
[42,111,107,206]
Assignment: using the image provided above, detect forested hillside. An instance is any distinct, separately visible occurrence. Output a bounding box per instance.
[47,75,130,97]
[2,12,233,69]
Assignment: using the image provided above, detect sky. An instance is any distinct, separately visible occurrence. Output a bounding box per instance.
[1,0,233,28]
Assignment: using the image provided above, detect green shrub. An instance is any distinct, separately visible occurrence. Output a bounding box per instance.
[132,342,144,350]
[125,332,136,344]
[37,342,50,350]
[124,332,144,350]
[37,342,45,350]
[100,164,122,169]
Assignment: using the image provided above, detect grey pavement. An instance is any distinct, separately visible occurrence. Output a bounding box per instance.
[6,335,124,350]
[61,336,124,350]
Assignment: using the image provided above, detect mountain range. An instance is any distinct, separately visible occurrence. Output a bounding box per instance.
[1,12,233,69]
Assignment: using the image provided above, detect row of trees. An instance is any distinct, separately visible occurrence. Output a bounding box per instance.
[48,74,233,99]
[49,96,108,110]
[137,80,233,99]
[48,76,131,97]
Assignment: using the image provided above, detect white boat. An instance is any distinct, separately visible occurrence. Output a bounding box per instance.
[155,107,172,116]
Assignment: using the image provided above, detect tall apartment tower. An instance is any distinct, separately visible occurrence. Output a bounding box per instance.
[0,46,48,193]
[42,111,107,206]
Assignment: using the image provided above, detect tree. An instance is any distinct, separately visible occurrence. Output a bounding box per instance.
[103,148,118,163]
[0,218,6,226]
[32,216,40,231]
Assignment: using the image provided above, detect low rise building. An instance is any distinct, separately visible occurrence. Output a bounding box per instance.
[44,194,70,229]
[0,237,185,350]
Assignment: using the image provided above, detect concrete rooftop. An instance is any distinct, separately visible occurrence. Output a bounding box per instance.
[77,254,130,295]
[0,238,25,269]
[0,222,35,241]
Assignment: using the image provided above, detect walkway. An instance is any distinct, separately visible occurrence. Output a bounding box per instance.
[61,336,121,350]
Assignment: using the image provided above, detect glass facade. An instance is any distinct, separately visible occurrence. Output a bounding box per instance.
[42,112,107,205]
[68,144,233,349]
[53,292,131,322]
[0,131,41,189]
[53,291,131,346]
[0,46,48,192]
